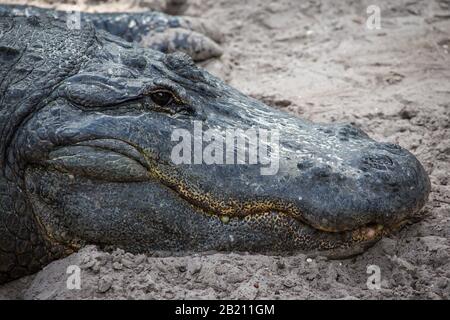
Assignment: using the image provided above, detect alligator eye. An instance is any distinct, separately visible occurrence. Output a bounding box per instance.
[150,91,173,107]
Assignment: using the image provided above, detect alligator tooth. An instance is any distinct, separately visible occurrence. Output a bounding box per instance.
[365,227,376,239]
[220,215,230,224]
[365,224,383,238]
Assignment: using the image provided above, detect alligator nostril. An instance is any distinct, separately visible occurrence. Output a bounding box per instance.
[387,182,401,193]
[360,154,394,171]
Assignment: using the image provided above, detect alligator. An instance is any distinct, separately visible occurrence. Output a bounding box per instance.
[0,4,223,62]
[0,16,430,284]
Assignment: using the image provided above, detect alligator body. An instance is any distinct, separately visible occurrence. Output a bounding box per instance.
[0,4,223,61]
[0,16,430,284]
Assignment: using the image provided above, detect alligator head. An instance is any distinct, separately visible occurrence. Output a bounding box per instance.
[0,17,430,282]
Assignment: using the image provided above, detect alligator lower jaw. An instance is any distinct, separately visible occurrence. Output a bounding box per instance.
[216,210,389,242]
[177,190,393,244]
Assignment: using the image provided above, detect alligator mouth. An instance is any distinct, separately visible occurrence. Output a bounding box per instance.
[46,138,404,244]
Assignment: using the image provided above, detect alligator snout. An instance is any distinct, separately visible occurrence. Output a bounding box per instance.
[258,118,430,234]
[291,137,430,233]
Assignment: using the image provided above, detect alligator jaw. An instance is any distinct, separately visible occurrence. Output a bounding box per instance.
[43,138,401,256]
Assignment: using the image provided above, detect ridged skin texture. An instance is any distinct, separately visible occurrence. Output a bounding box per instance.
[0,4,223,61]
[0,16,430,284]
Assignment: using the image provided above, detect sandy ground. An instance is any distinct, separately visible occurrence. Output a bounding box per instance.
[0,0,449,299]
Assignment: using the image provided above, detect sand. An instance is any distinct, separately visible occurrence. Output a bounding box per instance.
[0,0,449,299]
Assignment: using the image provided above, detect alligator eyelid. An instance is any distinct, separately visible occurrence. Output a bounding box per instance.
[152,79,189,101]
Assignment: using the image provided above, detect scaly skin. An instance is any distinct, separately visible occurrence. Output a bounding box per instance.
[0,16,430,284]
[0,4,223,61]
